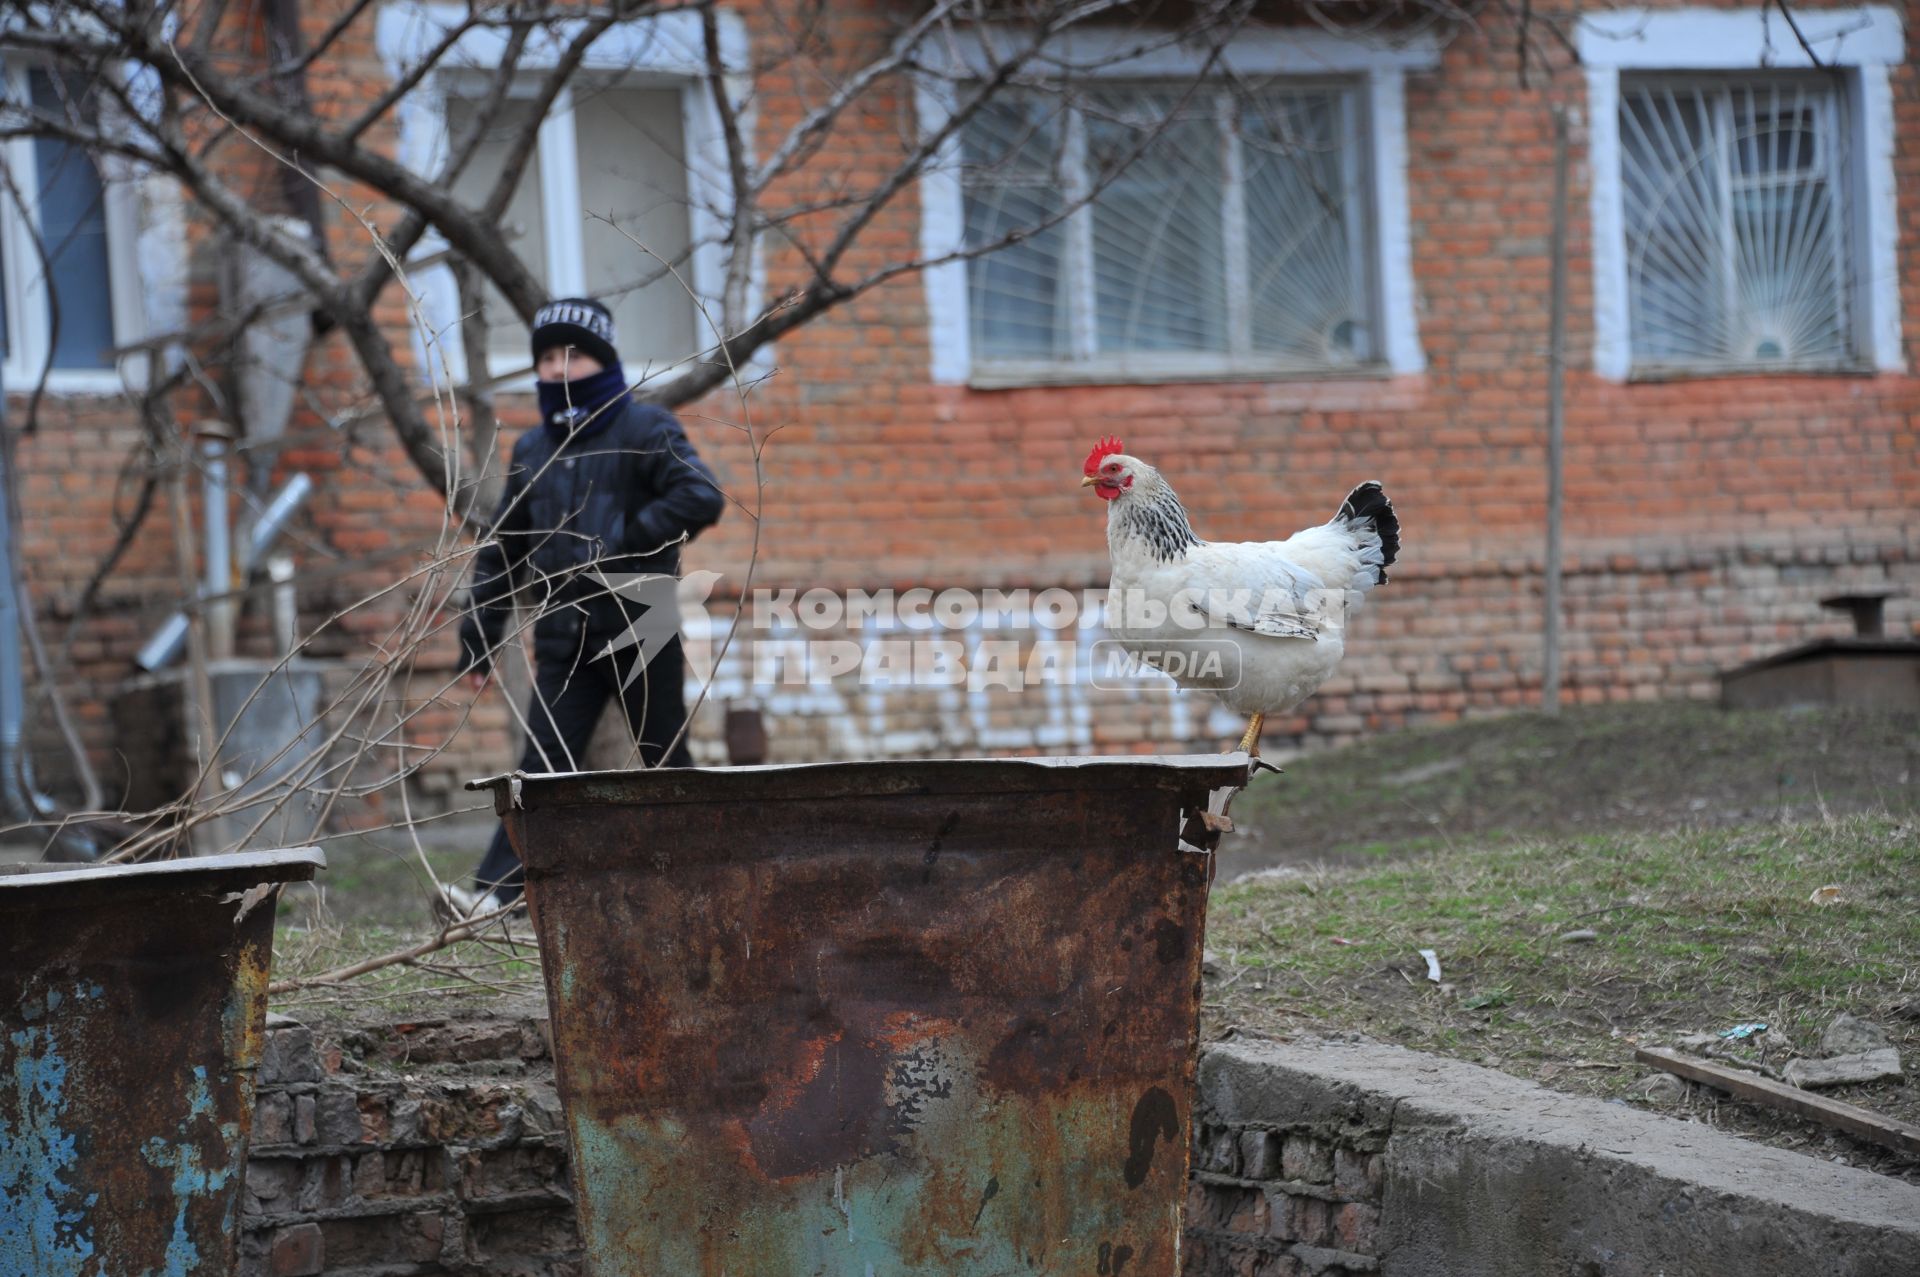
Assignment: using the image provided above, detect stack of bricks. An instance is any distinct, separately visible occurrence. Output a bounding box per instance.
[1183,1120,1387,1277]
[244,1012,1391,1276]
[241,1015,581,1276]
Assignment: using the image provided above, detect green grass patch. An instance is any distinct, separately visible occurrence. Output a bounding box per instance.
[1205,814,1920,1169]
[1222,703,1919,878]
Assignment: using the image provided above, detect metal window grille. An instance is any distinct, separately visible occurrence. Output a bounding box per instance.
[960,82,1376,376]
[1620,76,1855,372]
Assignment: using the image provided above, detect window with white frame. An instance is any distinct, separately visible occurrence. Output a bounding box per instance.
[959,82,1377,377]
[443,80,697,371]
[1579,7,1904,379]
[378,5,753,386]
[1621,75,1854,371]
[916,28,1434,386]
[0,64,136,387]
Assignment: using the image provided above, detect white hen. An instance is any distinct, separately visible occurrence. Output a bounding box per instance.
[1082,436,1399,756]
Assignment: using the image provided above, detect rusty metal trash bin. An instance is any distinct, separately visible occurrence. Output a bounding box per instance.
[1,847,323,1276]
[469,756,1246,1275]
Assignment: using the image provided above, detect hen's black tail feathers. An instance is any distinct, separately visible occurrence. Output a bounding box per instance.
[1335,481,1400,583]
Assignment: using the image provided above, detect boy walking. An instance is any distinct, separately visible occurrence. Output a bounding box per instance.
[449,298,724,915]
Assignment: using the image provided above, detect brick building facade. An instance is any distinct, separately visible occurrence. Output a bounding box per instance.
[6,1,1915,826]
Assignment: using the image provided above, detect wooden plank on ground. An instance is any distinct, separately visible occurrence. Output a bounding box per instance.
[1636,1046,1920,1157]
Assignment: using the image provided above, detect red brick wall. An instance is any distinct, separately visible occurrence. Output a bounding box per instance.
[10,0,1917,820]
[672,0,1920,758]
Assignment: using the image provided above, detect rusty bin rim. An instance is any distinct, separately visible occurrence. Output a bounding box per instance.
[465,752,1252,814]
[0,846,324,905]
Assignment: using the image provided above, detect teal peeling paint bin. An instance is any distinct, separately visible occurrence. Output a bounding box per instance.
[471,756,1245,1275]
[1,848,322,1276]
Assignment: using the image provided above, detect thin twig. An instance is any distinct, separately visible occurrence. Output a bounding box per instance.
[1771,0,1826,67]
[268,905,524,994]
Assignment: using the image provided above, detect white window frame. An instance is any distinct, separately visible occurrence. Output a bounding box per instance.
[1578,6,1904,379]
[915,27,1437,386]
[375,4,757,390]
[0,58,148,394]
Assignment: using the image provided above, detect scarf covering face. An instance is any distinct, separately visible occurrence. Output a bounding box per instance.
[537,361,629,440]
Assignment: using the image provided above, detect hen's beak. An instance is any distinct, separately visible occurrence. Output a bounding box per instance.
[1080,475,1099,487]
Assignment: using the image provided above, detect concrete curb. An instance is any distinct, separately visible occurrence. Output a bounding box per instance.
[1199,1037,1920,1277]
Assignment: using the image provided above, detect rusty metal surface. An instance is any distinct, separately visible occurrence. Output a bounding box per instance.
[475,756,1245,1276]
[1,848,322,1276]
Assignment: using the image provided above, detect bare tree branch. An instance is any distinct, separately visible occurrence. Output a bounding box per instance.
[1771,0,1826,68]
[268,903,526,994]
[449,255,505,519]
[341,16,539,317]
[701,1,755,328]
[262,0,336,281]
[263,0,382,83]
[338,7,485,143]
[132,25,552,315]
[753,0,969,190]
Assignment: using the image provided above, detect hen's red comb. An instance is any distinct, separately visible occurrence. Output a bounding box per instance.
[1083,435,1125,476]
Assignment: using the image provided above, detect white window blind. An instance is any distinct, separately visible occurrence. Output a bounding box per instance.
[446,96,549,365]
[1620,76,1855,371]
[574,86,697,366]
[960,82,1376,378]
[445,84,696,370]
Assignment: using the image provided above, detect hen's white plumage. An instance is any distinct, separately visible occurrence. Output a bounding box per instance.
[1084,440,1398,753]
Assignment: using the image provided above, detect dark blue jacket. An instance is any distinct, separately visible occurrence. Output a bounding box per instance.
[458,398,724,672]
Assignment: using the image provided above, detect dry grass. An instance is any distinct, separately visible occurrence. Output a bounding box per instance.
[270,834,544,1022]
[1221,702,1920,880]
[1205,815,1920,1179]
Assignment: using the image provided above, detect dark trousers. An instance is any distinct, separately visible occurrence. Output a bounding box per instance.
[474,638,692,902]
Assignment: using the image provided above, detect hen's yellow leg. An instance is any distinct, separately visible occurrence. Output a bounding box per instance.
[1235,712,1266,757]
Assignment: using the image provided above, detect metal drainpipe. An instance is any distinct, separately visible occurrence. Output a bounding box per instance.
[203,435,234,661]
[134,471,313,671]
[0,390,38,825]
